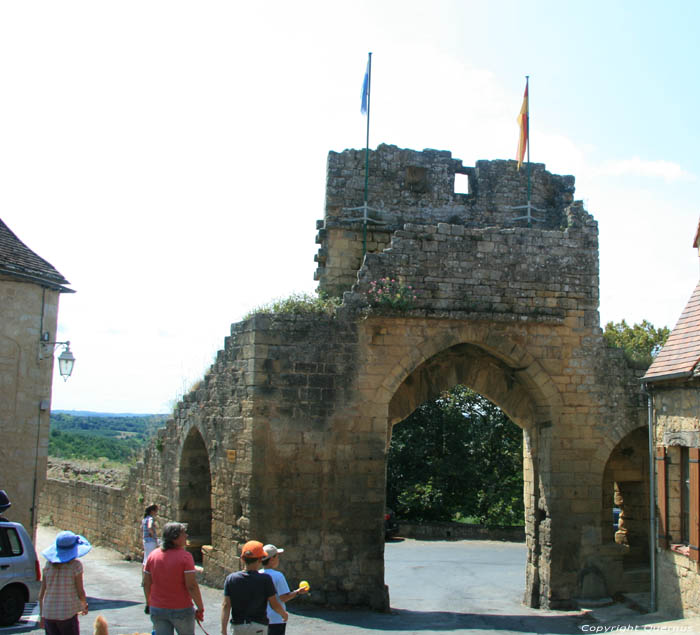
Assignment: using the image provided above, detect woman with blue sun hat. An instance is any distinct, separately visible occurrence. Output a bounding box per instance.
[38,531,91,635]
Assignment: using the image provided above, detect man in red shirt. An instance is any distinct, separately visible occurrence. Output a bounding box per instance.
[144,522,205,635]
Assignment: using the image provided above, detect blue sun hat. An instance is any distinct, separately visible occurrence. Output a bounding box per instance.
[42,531,92,563]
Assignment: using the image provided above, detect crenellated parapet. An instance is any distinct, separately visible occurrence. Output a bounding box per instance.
[316,144,579,298]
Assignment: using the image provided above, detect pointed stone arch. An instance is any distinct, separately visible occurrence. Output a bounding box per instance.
[367,325,561,608]
[178,425,212,563]
[377,323,562,430]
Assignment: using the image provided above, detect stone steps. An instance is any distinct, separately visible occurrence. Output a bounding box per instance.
[622,566,651,594]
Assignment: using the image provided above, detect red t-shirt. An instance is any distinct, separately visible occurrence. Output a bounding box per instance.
[144,547,196,609]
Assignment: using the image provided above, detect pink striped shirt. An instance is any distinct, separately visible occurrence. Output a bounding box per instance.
[41,560,84,621]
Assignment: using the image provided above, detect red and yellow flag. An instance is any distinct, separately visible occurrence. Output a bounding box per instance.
[516,81,528,170]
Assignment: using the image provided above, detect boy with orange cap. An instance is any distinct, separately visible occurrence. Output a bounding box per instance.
[221,540,287,635]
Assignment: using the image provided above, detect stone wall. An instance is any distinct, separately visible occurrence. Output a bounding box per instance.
[657,550,700,617]
[39,478,135,557]
[399,522,525,542]
[38,145,647,611]
[0,277,60,535]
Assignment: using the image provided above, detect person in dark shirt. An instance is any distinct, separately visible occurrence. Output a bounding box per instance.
[0,490,11,522]
[220,540,287,635]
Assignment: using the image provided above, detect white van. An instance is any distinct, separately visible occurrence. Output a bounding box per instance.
[0,521,41,626]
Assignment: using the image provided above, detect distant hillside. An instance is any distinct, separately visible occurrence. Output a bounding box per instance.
[54,410,168,418]
[49,412,167,463]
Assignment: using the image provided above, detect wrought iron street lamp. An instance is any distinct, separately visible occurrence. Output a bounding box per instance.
[40,335,76,381]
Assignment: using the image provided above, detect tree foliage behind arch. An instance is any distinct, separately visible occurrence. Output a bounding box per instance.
[603,319,670,368]
[386,385,524,526]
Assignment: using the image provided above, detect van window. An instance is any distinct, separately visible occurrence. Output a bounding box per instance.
[0,527,24,557]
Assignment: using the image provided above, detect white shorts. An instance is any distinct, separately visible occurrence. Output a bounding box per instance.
[143,538,158,564]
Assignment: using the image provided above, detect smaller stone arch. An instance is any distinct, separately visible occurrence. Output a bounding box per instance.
[178,426,213,563]
[602,427,650,560]
[589,426,651,598]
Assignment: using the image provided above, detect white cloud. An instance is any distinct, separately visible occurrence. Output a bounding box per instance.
[598,157,696,183]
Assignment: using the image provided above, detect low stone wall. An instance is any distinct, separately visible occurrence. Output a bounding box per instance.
[39,477,140,560]
[398,521,525,542]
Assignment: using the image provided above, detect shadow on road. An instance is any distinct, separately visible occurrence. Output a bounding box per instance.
[87,597,142,611]
[293,607,585,632]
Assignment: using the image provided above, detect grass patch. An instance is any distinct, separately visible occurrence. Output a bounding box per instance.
[244,292,341,319]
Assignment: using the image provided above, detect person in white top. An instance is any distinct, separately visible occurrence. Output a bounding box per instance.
[260,544,308,634]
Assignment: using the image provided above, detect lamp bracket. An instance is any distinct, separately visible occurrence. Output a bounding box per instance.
[38,340,71,361]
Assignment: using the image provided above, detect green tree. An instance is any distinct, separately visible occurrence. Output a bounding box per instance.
[387,386,523,526]
[603,319,670,368]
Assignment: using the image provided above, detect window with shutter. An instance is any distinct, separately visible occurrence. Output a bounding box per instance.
[690,447,700,562]
[657,446,668,549]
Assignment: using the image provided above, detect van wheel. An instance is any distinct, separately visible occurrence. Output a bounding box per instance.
[0,586,25,626]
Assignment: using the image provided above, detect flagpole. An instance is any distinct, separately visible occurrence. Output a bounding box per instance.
[363,52,372,258]
[511,76,542,227]
[525,75,531,213]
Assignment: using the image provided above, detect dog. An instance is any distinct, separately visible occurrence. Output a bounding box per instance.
[93,615,150,635]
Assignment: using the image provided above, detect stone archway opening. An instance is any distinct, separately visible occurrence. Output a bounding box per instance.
[179,427,212,564]
[384,342,546,606]
[601,427,650,594]
[386,384,525,529]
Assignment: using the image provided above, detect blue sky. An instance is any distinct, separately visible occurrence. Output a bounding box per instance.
[1,0,698,413]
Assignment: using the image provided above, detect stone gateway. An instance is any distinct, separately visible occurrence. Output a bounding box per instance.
[41,144,648,611]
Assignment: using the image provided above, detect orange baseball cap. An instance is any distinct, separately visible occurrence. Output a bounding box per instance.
[241,540,266,559]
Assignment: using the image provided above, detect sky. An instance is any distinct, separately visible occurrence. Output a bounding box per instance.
[1,0,699,414]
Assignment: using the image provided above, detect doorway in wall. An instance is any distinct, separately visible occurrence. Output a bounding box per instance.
[178,427,212,563]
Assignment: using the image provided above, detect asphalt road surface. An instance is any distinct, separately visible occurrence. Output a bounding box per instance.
[5,527,593,635]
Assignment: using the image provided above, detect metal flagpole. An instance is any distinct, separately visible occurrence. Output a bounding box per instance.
[340,54,386,243]
[363,52,372,258]
[509,75,544,226]
[525,75,531,221]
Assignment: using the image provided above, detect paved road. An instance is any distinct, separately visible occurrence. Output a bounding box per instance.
[4,526,690,635]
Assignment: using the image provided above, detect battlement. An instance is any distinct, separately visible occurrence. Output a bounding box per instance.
[315,144,586,299]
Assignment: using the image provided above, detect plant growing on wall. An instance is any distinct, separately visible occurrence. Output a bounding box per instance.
[367,278,417,311]
[244,292,341,319]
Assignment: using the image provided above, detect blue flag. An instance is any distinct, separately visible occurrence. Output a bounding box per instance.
[361,59,370,115]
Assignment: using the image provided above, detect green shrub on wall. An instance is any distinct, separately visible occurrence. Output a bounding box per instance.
[244,292,341,319]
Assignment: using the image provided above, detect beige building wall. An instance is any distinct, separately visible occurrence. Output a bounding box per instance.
[0,275,61,535]
[651,386,700,617]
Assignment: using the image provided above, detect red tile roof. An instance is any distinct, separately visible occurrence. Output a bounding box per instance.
[0,217,72,291]
[644,281,700,382]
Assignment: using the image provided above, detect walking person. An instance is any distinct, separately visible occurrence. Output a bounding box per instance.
[260,545,307,634]
[38,531,91,635]
[143,522,205,635]
[141,504,159,614]
[221,540,287,635]
[142,504,159,562]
